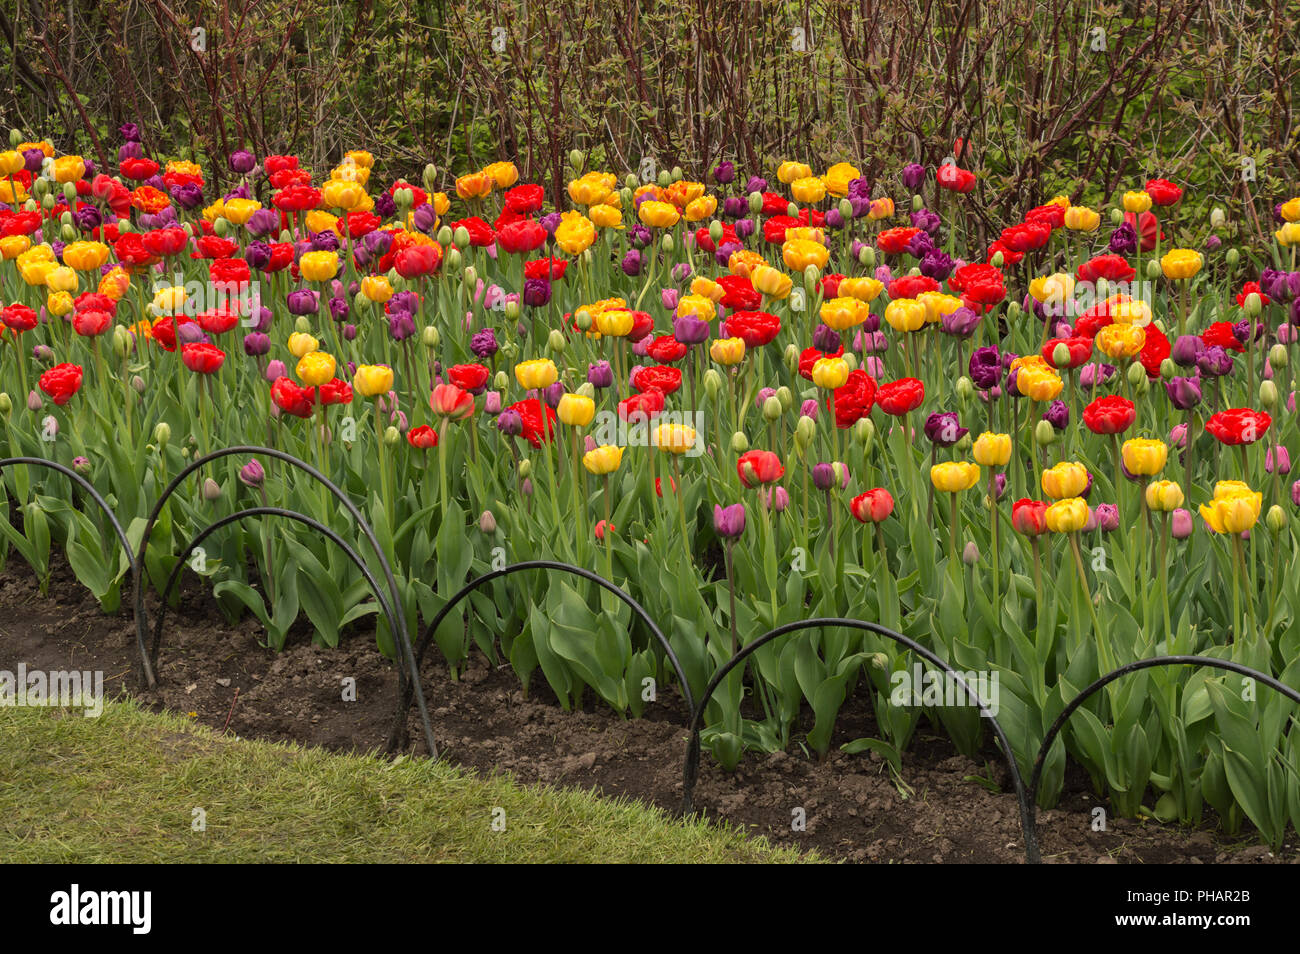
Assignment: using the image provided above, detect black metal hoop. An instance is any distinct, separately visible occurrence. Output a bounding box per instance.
[389,560,695,752]
[678,616,1038,862]
[132,445,435,759]
[0,456,144,677]
[1025,654,1300,863]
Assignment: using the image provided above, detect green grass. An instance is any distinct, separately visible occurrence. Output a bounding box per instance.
[0,701,814,863]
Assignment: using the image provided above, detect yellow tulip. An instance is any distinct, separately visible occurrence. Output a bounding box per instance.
[931,461,980,493]
[98,267,130,301]
[483,161,519,188]
[653,423,698,454]
[61,241,110,271]
[1045,497,1090,533]
[152,285,188,313]
[1279,197,1300,223]
[361,276,394,303]
[782,238,829,271]
[683,195,717,222]
[515,359,558,390]
[811,356,849,390]
[1122,190,1152,213]
[676,294,716,320]
[918,291,963,324]
[589,203,622,229]
[1042,462,1089,499]
[727,249,766,278]
[46,290,74,317]
[1096,323,1146,360]
[839,277,884,303]
[1111,297,1153,327]
[568,172,614,206]
[455,171,494,200]
[583,445,624,475]
[344,149,375,169]
[790,176,827,205]
[884,298,927,333]
[557,394,596,428]
[594,308,635,338]
[555,211,596,255]
[52,155,86,183]
[297,351,337,387]
[689,277,725,303]
[353,364,394,398]
[1160,248,1203,280]
[0,150,23,176]
[321,179,367,212]
[0,235,29,260]
[819,297,869,331]
[288,332,319,358]
[1016,365,1063,401]
[1145,480,1184,512]
[867,197,895,221]
[45,265,78,293]
[823,162,860,197]
[637,200,681,229]
[751,265,792,299]
[1028,273,1076,306]
[710,337,746,366]
[1063,206,1100,231]
[1275,222,1300,247]
[222,197,263,225]
[972,432,1012,468]
[1122,438,1167,477]
[300,251,339,282]
[1199,486,1262,534]
[777,161,812,184]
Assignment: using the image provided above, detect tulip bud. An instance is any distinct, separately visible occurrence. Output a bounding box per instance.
[547,329,567,353]
[202,478,222,501]
[462,265,477,288]
[656,169,672,188]
[782,343,800,375]
[421,325,439,349]
[213,217,231,237]
[453,226,471,249]
[0,393,10,415]
[8,128,20,147]
[518,458,532,479]
[762,395,782,422]
[294,315,312,334]
[803,263,820,288]
[1269,343,1288,369]
[961,541,980,565]
[479,510,498,535]
[858,245,875,267]
[671,165,683,181]
[445,248,462,271]
[1006,301,1021,320]
[153,421,171,446]
[853,417,875,451]
[956,376,974,400]
[61,181,77,203]
[1034,419,1057,446]
[1226,248,1240,267]
[132,375,145,394]
[990,251,1005,268]
[436,225,453,246]
[955,432,972,454]
[729,431,749,454]
[748,191,763,215]
[26,390,41,411]
[660,233,674,253]
[911,194,923,212]
[1244,292,1262,317]
[574,309,593,331]
[383,425,401,446]
[1110,207,1124,225]
[709,220,724,243]
[1260,379,1278,409]
[1267,504,1287,533]
[1158,357,1175,380]
[1051,343,1070,368]
[492,371,509,393]
[1123,362,1143,387]
[703,368,722,399]
[42,194,55,211]
[775,386,793,412]
[795,415,816,447]
[1209,206,1225,228]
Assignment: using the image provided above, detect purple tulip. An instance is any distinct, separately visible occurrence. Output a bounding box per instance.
[1197,345,1233,378]
[587,361,613,389]
[673,314,710,344]
[523,278,552,308]
[265,359,286,382]
[812,463,834,491]
[621,250,643,277]
[970,346,1001,390]
[902,163,926,191]
[924,411,967,447]
[1095,504,1119,532]
[1171,334,1204,367]
[1109,222,1137,255]
[1267,446,1291,475]
[238,459,265,488]
[1165,376,1202,410]
[712,160,735,185]
[388,311,415,342]
[1171,508,1193,539]
[713,503,747,539]
[1043,400,1070,429]
[286,289,320,316]
[243,332,270,357]
[941,305,980,338]
[497,409,523,437]
[229,150,256,174]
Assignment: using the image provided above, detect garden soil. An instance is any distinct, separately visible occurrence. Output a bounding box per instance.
[1,558,1291,864]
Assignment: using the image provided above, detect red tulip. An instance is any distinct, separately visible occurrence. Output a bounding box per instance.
[394,244,442,279]
[1075,254,1136,284]
[1025,203,1065,230]
[1042,336,1093,369]
[1201,321,1245,353]
[38,363,84,405]
[888,275,940,299]
[72,309,112,337]
[181,342,225,375]
[876,378,925,416]
[716,274,760,311]
[197,307,240,336]
[271,377,315,417]
[1138,325,1171,378]
[850,489,894,523]
[495,219,547,255]
[737,450,784,488]
[524,257,568,281]
[141,226,190,258]
[1144,178,1183,207]
[877,227,922,256]
[1,303,38,333]
[407,424,439,449]
[646,335,688,364]
[504,184,544,216]
[1011,499,1049,536]
[1082,395,1136,435]
[618,390,665,422]
[722,310,781,348]
[319,378,353,405]
[272,184,321,213]
[193,235,239,259]
[507,398,558,447]
[430,383,475,420]
[1205,408,1271,446]
[447,363,490,394]
[828,369,876,428]
[935,163,977,193]
[632,364,682,395]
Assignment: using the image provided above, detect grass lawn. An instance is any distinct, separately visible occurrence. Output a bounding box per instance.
[0,701,813,863]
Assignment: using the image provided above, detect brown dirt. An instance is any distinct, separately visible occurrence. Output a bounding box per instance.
[1,556,1294,864]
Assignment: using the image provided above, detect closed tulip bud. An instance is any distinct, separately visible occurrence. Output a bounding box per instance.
[858,245,875,267]
[42,194,55,211]
[518,458,532,479]
[1244,292,1262,317]
[956,376,974,400]
[0,393,10,415]
[59,223,76,242]
[1034,419,1057,446]
[152,421,170,446]
[111,324,133,359]
[294,315,313,335]
[450,225,470,248]
[812,462,834,490]
[783,343,800,375]
[447,248,464,271]
[1260,379,1278,409]
[660,233,674,252]
[1171,508,1193,539]
[1159,358,1176,379]
[1226,248,1239,267]
[1270,343,1288,368]
[419,325,439,349]
[803,264,820,287]
[1267,505,1287,532]
[437,225,453,246]
[504,298,520,320]
[837,198,853,220]
[8,129,19,147]
[1126,361,1146,386]
[708,220,724,243]
[1144,258,1161,280]
[202,478,222,501]
[703,368,722,399]
[795,414,816,448]
[547,329,567,353]
[730,431,749,454]
[132,375,145,394]
[775,386,793,412]
[1267,445,1291,474]
[854,417,875,450]
[962,541,980,565]
[748,191,763,215]
[762,395,782,421]
[479,510,498,534]
[1209,207,1225,228]
[422,163,437,190]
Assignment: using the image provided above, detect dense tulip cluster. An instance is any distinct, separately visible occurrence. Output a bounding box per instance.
[4,125,1300,844]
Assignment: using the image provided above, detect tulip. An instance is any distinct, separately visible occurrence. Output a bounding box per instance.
[1042,461,1089,499]
[930,461,980,493]
[353,364,394,398]
[238,459,266,488]
[1121,438,1167,476]
[713,503,747,538]
[296,351,336,387]
[1045,497,1089,533]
